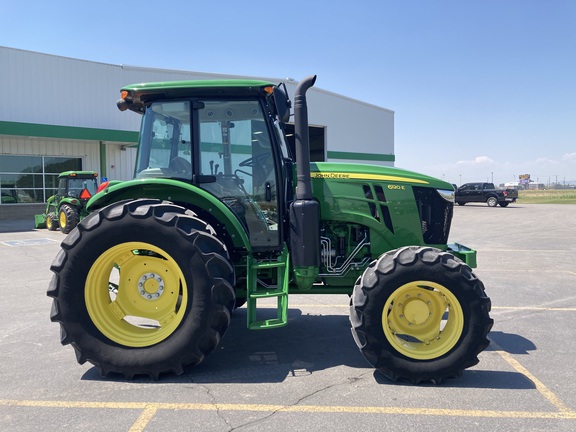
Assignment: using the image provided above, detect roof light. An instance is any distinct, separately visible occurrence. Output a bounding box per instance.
[120,90,129,99]
[264,86,274,95]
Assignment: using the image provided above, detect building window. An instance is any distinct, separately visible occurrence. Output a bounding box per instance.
[0,155,82,204]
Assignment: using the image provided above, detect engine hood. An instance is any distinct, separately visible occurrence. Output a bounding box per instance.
[310,162,454,190]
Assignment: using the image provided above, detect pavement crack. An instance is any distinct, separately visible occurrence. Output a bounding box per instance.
[228,372,371,431]
[198,383,234,431]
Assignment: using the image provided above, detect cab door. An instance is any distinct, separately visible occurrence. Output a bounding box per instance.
[197,99,281,249]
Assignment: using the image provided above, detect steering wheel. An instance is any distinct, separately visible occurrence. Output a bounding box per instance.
[169,157,192,174]
[239,152,272,168]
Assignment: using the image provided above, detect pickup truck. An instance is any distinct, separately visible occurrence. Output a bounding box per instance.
[455,182,518,207]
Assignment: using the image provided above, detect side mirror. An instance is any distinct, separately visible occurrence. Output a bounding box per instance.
[273,85,291,123]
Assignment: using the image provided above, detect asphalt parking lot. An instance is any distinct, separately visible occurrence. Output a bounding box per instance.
[1,203,575,431]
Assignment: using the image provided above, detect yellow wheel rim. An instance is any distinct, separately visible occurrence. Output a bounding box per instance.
[382,281,464,360]
[59,211,67,228]
[85,242,188,347]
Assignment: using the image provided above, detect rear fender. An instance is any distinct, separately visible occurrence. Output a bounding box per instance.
[59,197,82,209]
[86,178,251,252]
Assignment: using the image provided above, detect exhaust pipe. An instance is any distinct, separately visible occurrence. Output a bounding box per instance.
[293,75,317,200]
[290,75,319,290]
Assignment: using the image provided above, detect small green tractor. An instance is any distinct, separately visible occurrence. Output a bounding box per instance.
[47,76,492,383]
[35,171,99,234]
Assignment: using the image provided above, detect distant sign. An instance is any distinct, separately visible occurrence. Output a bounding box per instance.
[519,174,531,184]
[101,177,108,182]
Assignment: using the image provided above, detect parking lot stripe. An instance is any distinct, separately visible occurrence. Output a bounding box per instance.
[267,304,576,312]
[492,342,572,413]
[2,399,576,421]
[129,404,158,432]
[492,306,576,312]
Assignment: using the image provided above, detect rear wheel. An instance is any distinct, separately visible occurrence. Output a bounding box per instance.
[47,199,235,379]
[59,204,79,234]
[46,212,59,231]
[486,196,498,207]
[499,202,509,207]
[350,246,493,384]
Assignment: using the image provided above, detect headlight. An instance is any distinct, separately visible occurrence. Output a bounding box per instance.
[436,189,455,203]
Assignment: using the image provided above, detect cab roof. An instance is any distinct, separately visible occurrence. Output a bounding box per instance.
[119,79,276,113]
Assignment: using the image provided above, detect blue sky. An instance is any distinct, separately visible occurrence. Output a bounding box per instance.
[2,0,575,186]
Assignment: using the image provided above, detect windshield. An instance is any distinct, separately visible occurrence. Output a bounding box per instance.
[135,101,192,180]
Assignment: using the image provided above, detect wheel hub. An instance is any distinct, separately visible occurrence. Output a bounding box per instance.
[403,298,430,325]
[138,273,165,300]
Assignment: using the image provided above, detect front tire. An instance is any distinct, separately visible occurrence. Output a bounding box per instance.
[59,204,79,234]
[46,212,59,231]
[350,246,493,384]
[47,199,235,379]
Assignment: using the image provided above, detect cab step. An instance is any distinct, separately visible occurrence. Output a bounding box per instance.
[246,247,290,330]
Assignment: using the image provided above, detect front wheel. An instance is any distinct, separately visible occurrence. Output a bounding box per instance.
[59,204,79,234]
[46,212,59,231]
[47,199,235,379]
[350,246,493,384]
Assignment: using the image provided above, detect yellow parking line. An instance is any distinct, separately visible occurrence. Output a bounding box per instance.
[491,341,572,413]
[2,398,576,420]
[129,404,158,432]
[491,306,576,312]
[282,305,576,312]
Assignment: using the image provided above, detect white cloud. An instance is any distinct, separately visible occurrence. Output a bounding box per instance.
[456,155,496,165]
[417,152,576,186]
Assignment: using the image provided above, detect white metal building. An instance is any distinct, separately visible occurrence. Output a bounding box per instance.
[0,46,395,219]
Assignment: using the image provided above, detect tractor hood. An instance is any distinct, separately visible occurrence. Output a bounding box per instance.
[310,162,454,191]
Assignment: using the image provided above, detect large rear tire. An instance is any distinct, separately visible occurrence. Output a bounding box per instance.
[350,246,492,384]
[47,199,235,379]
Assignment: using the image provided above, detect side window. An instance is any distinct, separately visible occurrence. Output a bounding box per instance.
[199,100,279,248]
[57,178,67,196]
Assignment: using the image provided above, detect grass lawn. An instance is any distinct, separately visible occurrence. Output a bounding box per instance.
[517,189,576,204]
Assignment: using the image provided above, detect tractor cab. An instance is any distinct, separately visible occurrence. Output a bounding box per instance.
[129,84,293,250]
[57,171,99,202]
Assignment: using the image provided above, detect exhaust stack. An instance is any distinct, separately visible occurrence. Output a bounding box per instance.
[293,75,317,200]
[290,75,320,290]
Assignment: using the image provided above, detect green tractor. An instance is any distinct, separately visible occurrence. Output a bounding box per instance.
[35,171,99,234]
[47,76,492,383]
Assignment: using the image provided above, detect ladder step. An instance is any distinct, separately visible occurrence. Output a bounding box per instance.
[249,289,286,299]
[248,317,287,330]
[250,261,286,270]
[246,247,290,330]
